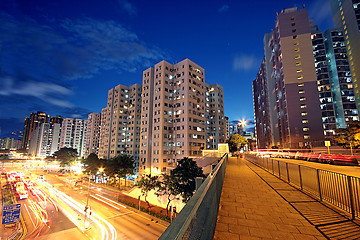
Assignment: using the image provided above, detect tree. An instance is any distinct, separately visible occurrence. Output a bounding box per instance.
[105,155,135,188]
[156,174,181,216]
[137,174,159,207]
[82,153,104,174]
[53,147,78,167]
[335,121,360,149]
[171,157,205,203]
[227,134,248,152]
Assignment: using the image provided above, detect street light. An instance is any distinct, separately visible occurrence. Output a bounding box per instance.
[209,136,215,149]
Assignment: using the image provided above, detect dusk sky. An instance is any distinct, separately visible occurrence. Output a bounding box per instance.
[0,0,334,138]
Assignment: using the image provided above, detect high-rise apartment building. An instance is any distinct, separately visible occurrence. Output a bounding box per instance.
[311,28,337,140]
[253,57,273,149]
[253,7,324,148]
[84,113,101,157]
[331,0,360,110]
[0,138,21,150]
[205,83,226,149]
[225,116,230,140]
[139,59,225,176]
[29,122,61,158]
[99,84,142,172]
[59,118,87,157]
[324,29,358,126]
[21,112,50,149]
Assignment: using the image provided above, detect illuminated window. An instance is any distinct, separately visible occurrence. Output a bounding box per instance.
[301,112,307,116]
[301,104,307,109]
[294,48,300,52]
[342,15,344,20]
[297,68,302,73]
[304,134,310,139]
[293,41,299,45]
[298,82,304,87]
[300,97,306,101]
[296,61,301,66]
[297,75,303,79]
[303,127,309,132]
[295,55,301,59]
[302,119,308,124]
[299,89,305,94]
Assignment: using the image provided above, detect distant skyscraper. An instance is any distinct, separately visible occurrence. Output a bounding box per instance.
[253,7,324,148]
[59,118,87,157]
[50,116,63,125]
[331,0,360,111]
[0,138,21,150]
[28,122,61,158]
[225,116,230,140]
[139,59,225,176]
[84,113,101,157]
[21,112,50,149]
[99,84,142,173]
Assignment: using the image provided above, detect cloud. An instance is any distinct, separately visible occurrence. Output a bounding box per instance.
[117,0,137,16]
[233,55,259,71]
[218,5,229,13]
[0,12,165,108]
[0,76,73,108]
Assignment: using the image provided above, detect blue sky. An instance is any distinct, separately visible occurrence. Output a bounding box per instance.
[0,0,334,138]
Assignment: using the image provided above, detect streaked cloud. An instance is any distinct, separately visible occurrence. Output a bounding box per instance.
[0,77,73,108]
[218,5,230,13]
[233,55,259,71]
[0,12,165,110]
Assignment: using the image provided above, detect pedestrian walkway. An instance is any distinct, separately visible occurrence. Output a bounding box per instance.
[214,157,360,240]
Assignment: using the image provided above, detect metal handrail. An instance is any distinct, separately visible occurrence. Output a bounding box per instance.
[159,153,228,240]
[244,153,360,219]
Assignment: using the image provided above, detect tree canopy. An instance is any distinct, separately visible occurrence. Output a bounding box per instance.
[335,121,360,149]
[105,154,135,188]
[138,174,159,203]
[82,153,104,174]
[53,147,78,167]
[227,134,248,152]
[170,157,205,203]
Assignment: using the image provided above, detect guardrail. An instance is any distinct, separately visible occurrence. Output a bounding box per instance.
[244,154,360,219]
[159,153,228,240]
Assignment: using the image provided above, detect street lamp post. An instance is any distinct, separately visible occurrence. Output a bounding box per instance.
[209,136,215,149]
[84,171,91,229]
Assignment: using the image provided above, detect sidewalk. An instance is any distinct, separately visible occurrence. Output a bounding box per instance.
[214,157,360,240]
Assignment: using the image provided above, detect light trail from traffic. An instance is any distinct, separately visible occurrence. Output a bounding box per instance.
[37,179,117,240]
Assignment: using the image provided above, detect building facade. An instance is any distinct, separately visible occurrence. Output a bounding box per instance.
[225,116,230,140]
[84,113,101,158]
[139,59,225,176]
[253,57,273,149]
[99,84,142,173]
[331,0,360,111]
[28,123,61,158]
[21,112,50,149]
[59,118,87,157]
[254,7,325,149]
[0,138,21,150]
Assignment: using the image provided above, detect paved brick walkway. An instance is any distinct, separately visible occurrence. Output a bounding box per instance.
[214,157,360,240]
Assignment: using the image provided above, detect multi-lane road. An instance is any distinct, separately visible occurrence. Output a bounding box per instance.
[2,161,167,240]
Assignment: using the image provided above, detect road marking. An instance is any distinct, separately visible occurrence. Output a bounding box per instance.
[90,195,121,210]
[106,212,132,219]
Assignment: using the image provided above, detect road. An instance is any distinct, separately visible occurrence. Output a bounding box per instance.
[3,161,167,240]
